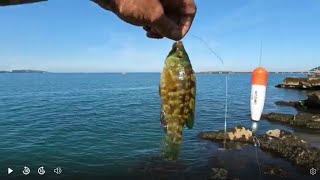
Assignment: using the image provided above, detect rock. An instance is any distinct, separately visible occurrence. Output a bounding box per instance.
[266,129,281,138]
[210,168,228,180]
[306,91,320,108]
[261,112,320,129]
[275,100,309,112]
[200,127,320,171]
[258,132,320,170]
[261,113,294,123]
[275,100,303,107]
[275,77,320,90]
[199,126,252,142]
[284,77,307,86]
[263,166,289,177]
[228,126,252,140]
[274,91,320,114]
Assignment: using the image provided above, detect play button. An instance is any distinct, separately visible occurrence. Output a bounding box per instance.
[8,168,13,174]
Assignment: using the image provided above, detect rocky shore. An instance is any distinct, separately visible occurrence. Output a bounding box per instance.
[261,90,320,129]
[275,76,320,90]
[275,91,320,113]
[199,126,320,171]
[261,112,320,130]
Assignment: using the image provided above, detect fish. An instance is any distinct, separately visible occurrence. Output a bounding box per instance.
[159,41,196,159]
[0,0,47,6]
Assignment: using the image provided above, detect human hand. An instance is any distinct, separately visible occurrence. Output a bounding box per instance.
[92,0,196,41]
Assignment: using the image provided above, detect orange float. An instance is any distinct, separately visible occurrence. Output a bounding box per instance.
[250,67,268,121]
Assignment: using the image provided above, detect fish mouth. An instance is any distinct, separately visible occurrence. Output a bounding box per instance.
[172,41,183,49]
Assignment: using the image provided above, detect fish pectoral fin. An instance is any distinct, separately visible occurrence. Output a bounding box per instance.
[185,113,194,129]
[160,111,168,133]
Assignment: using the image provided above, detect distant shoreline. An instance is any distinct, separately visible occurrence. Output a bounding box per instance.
[0,70,48,73]
[0,70,314,74]
[196,71,313,74]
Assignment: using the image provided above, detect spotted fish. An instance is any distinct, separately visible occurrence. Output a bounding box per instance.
[159,41,196,159]
[0,0,47,6]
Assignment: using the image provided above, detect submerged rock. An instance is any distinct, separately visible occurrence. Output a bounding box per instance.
[263,166,289,178]
[261,112,320,130]
[210,168,228,180]
[275,77,320,90]
[200,127,320,171]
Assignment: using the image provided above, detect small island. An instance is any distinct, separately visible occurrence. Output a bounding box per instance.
[0,70,48,73]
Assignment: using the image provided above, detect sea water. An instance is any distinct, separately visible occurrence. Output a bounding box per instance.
[0,73,318,179]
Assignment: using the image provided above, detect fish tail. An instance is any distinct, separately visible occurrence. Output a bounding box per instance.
[160,134,181,161]
[161,121,183,160]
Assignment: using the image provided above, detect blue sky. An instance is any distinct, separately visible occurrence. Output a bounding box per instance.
[0,0,319,72]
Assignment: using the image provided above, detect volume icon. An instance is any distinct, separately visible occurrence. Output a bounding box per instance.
[54,167,62,175]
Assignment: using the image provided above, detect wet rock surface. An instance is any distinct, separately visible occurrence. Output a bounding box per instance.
[263,166,289,178]
[275,77,320,90]
[266,129,281,138]
[200,127,320,171]
[199,126,253,143]
[261,112,320,130]
[307,91,320,108]
[275,91,320,113]
[210,168,228,180]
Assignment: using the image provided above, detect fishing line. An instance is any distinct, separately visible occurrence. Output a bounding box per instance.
[191,35,228,150]
[253,136,262,179]
[223,75,228,148]
[259,40,263,67]
[252,39,263,179]
[191,35,224,65]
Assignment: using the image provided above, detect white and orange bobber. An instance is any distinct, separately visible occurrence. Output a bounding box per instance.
[250,67,268,121]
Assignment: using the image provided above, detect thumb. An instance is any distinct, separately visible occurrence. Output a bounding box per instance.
[152,14,182,41]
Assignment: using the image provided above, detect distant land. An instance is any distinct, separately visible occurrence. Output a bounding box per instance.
[0,67,319,74]
[197,71,315,74]
[198,66,320,74]
[0,70,313,74]
[0,70,48,73]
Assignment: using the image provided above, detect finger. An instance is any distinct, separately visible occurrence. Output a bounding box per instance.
[143,26,163,38]
[152,14,182,41]
[143,26,151,32]
[91,0,109,10]
[178,3,197,39]
[146,31,164,39]
[178,14,195,39]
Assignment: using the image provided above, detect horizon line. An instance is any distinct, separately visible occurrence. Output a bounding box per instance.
[0,70,316,74]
